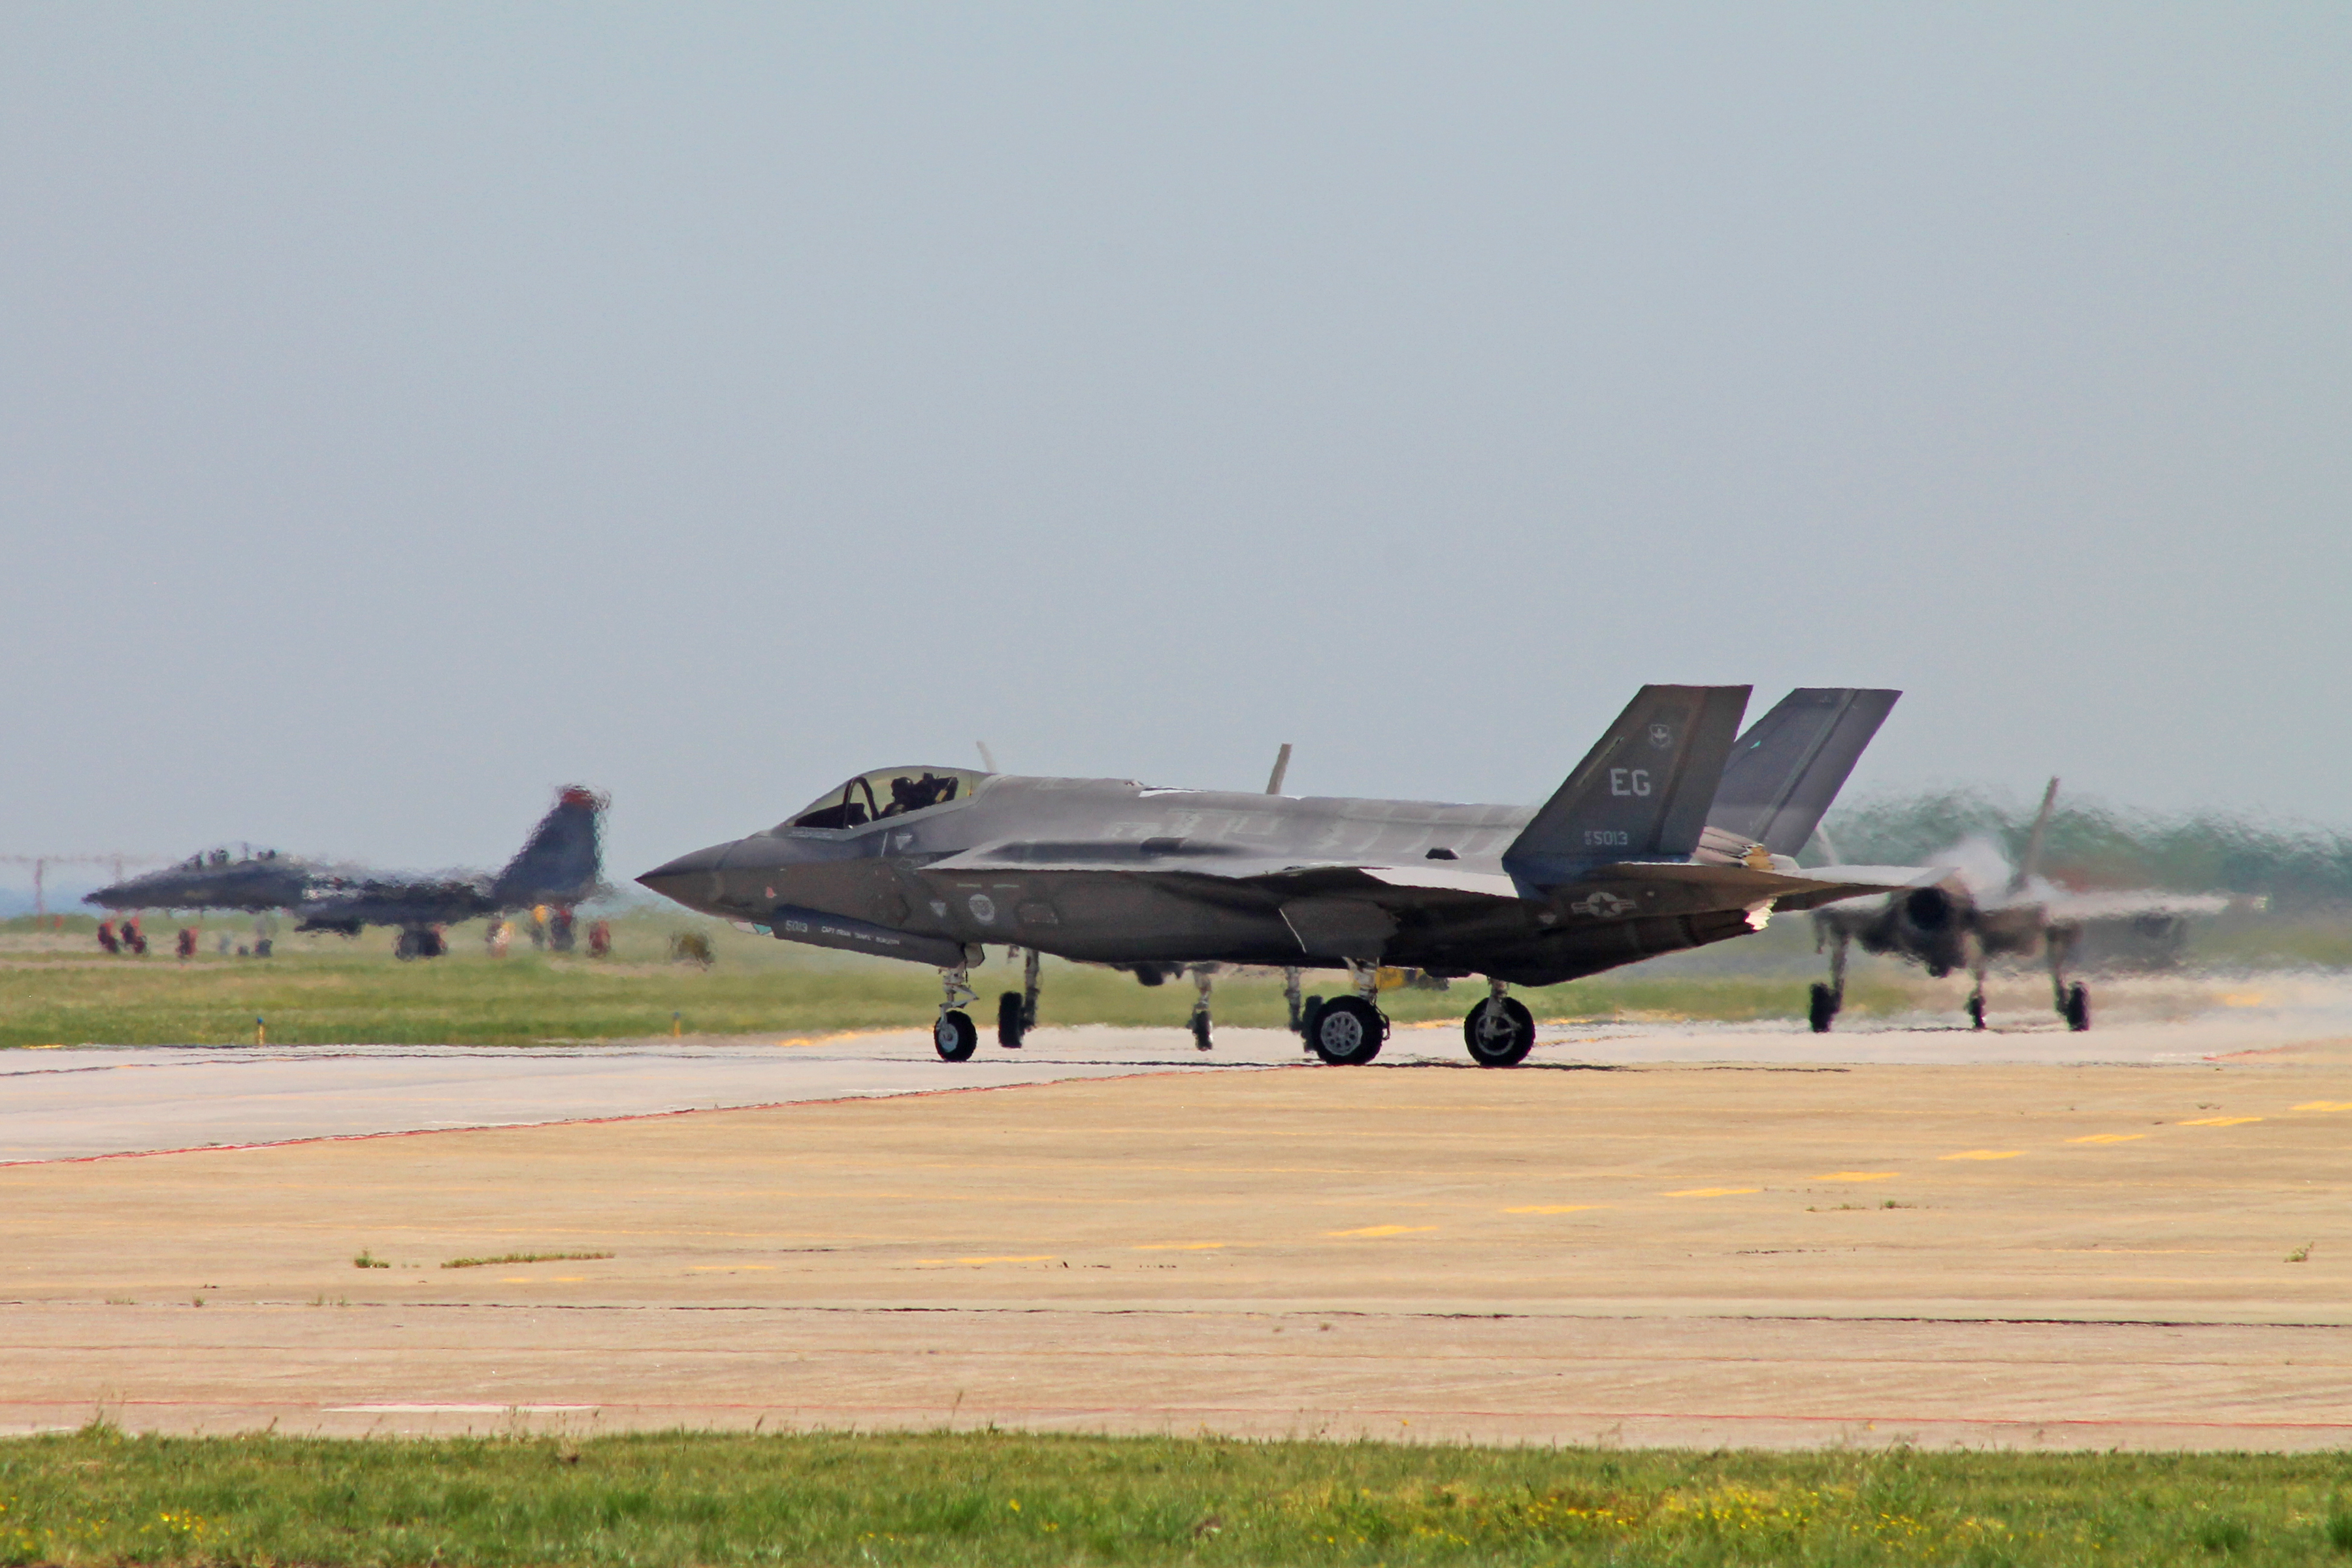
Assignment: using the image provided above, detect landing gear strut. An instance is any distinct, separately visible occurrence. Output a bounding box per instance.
[1808,926,1848,1032]
[1306,961,1387,1064]
[934,963,979,1061]
[2049,925,2090,1031]
[1187,964,1215,1051]
[997,946,1040,1049]
[1463,977,1535,1066]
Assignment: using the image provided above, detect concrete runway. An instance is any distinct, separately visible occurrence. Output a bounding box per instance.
[3,999,2349,1449]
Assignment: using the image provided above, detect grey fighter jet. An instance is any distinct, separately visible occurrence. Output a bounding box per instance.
[1806,777,2232,1033]
[639,685,1908,1066]
[88,787,608,959]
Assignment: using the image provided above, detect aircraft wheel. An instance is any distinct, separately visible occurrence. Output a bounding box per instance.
[1463,996,1535,1067]
[1807,983,1839,1034]
[1190,1011,1213,1052]
[1299,995,1324,1037]
[395,930,421,962]
[1307,995,1385,1065]
[934,1009,979,1062]
[1967,993,1986,1030]
[420,930,446,959]
[996,992,1025,1049]
[2063,983,2091,1032]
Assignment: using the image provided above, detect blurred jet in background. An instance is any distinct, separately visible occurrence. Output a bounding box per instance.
[87,787,608,958]
[1807,777,2236,1033]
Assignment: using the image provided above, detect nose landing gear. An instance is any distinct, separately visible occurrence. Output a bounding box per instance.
[1808,926,1850,1032]
[934,964,979,1062]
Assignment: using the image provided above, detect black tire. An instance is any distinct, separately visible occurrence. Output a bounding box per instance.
[1463,996,1535,1067]
[934,1009,979,1062]
[1299,995,1324,1038]
[1190,1010,1213,1052]
[2063,983,2091,1032]
[395,930,421,962]
[1807,983,1839,1034]
[1967,992,1986,1030]
[996,992,1025,1049]
[420,930,446,959]
[1307,995,1386,1065]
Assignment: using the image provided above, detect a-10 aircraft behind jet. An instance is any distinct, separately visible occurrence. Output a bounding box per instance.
[1807,777,2232,1034]
[87,787,608,958]
[639,686,1913,1066]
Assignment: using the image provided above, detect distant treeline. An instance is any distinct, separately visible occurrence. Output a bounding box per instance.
[1820,791,2352,909]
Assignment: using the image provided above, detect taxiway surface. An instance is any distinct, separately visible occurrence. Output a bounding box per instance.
[4,1004,2348,1450]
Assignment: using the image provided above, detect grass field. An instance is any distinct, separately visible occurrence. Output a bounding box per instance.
[0,913,1906,1049]
[1,1428,2348,1566]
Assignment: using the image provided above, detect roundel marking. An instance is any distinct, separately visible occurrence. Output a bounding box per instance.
[967,893,998,925]
[1648,723,1674,749]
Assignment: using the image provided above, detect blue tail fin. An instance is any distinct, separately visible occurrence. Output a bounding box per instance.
[491,787,606,908]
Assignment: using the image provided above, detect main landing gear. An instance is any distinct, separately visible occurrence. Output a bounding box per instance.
[996,947,1041,1049]
[1305,961,1388,1064]
[2050,925,2091,1032]
[1187,965,1216,1051]
[394,927,446,961]
[934,963,980,1062]
[1463,977,1535,1066]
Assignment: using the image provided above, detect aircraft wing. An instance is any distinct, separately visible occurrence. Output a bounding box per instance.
[2022,889,2238,922]
[922,843,1907,917]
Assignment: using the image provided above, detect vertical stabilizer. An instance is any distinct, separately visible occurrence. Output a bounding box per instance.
[2014,777,2059,892]
[1707,688,1901,857]
[1502,685,1751,887]
[491,786,606,907]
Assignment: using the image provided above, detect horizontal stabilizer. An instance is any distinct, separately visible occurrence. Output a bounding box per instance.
[1708,688,1900,857]
[1501,685,1751,888]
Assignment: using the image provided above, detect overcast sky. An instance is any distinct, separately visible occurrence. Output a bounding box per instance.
[3,3,2347,881]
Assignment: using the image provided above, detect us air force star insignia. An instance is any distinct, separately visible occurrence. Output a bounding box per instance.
[1648,723,1674,749]
[967,894,998,924]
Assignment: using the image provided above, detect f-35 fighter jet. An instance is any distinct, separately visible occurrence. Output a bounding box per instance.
[640,685,1910,1066]
[88,787,608,958]
[1806,777,2232,1034]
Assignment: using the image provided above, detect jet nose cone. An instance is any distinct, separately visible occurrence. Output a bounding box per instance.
[636,841,734,911]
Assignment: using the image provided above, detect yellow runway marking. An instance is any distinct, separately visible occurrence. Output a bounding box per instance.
[2068,1134,2147,1144]
[1814,1171,1899,1181]
[1326,1225,1437,1238]
[1503,1205,1598,1214]
[1662,1187,1759,1198]
[2180,1117,2263,1127]
[1134,1242,1226,1251]
[1938,1151,2022,1161]
[2295,1101,2352,1112]
[915,1255,1058,1267]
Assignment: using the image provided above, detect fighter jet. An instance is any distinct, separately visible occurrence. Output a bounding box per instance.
[85,845,330,915]
[1806,777,2232,1033]
[639,685,1909,1066]
[87,787,608,959]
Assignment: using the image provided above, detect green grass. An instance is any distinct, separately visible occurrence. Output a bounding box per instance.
[0,911,1903,1048]
[440,1252,614,1269]
[1,1428,2349,1565]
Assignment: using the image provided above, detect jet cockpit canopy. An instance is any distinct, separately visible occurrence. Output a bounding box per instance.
[783,766,984,832]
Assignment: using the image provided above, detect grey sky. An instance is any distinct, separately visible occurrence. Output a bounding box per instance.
[3,4,2347,881]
